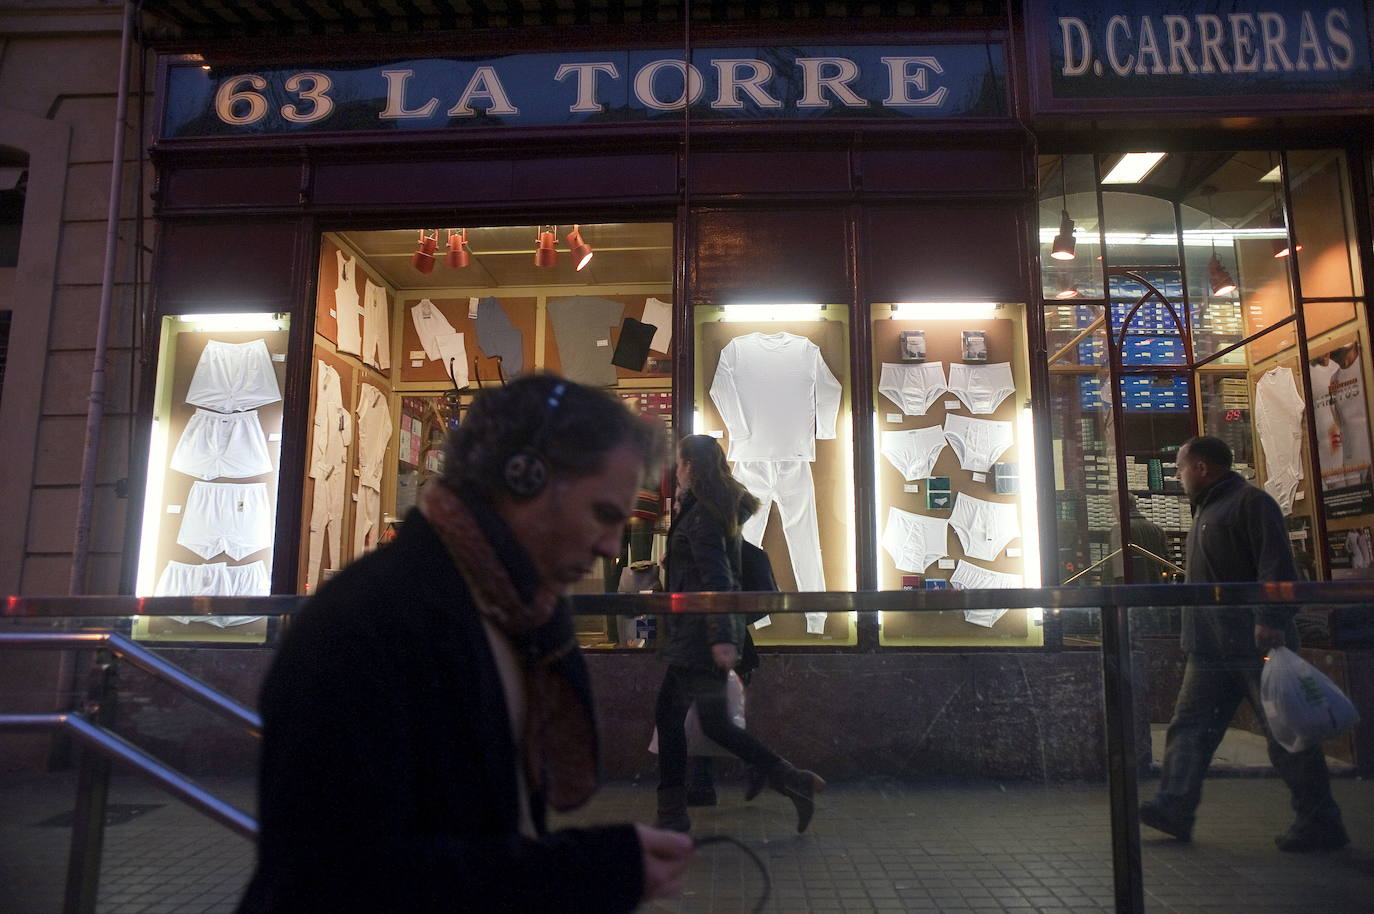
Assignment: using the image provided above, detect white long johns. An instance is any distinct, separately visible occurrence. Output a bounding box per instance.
[1255,365,1306,515]
[354,384,392,554]
[734,460,828,634]
[361,279,391,370]
[307,361,351,592]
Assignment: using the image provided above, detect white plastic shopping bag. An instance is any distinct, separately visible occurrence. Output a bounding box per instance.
[1261,646,1359,753]
[648,670,747,758]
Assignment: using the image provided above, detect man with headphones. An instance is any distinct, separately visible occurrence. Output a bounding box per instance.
[240,375,693,913]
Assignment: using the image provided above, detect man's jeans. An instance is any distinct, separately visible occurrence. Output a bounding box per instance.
[1155,652,1339,827]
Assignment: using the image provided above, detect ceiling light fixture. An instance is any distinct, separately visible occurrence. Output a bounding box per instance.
[565,224,594,271]
[1050,157,1076,261]
[445,228,471,269]
[411,229,438,274]
[1054,283,1081,299]
[1202,187,1236,297]
[534,225,558,267]
[1101,151,1167,184]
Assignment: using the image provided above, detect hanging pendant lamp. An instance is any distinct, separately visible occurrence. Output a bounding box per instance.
[565,224,594,271]
[535,226,558,267]
[445,229,471,269]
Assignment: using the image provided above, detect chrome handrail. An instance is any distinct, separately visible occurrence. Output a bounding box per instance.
[0,712,257,840]
[4,580,1372,619]
[0,631,260,736]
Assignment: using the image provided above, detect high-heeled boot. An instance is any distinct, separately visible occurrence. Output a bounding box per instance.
[768,760,826,833]
[654,786,691,833]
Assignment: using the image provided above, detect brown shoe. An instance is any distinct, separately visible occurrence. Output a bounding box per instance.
[769,761,826,833]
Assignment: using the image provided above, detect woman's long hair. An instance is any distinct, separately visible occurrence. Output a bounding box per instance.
[678,434,760,537]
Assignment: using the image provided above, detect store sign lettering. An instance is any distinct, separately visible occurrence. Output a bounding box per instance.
[161,45,1008,138]
[1038,2,1372,100]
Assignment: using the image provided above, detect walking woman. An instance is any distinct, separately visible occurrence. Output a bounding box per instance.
[653,434,826,833]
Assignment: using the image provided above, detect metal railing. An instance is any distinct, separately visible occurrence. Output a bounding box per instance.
[3,581,1372,914]
[0,630,262,914]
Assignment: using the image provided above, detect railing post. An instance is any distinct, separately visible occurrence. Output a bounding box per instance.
[64,648,118,914]
[1100,595,1145,913]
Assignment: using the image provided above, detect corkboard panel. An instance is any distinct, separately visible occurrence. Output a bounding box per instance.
[397,296,536,385]
[297,345,358,593]
[872,317,1028,640]
[697,319,853,642]
[149,328,289,583]
[544,295,627,383]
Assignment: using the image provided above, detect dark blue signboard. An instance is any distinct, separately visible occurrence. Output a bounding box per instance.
[160,44,1007,139]
[1035,1,1373,103]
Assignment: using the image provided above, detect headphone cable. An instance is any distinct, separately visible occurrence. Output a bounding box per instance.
[692,835,770,914]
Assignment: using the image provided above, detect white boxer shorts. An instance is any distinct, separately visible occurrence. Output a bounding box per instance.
[185,339,282,413]
[169,409,272,480]
[176,481,274,561]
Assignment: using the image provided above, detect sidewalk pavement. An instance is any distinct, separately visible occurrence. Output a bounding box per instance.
[3,770,1371,914]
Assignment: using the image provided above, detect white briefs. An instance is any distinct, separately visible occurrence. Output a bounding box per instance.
[881,506,949,573]
[878,362,948,416]
[170,409,272,480]
[881,426,948,481]
[185,339,282,413]
[949,559,1023,590]
[156,560,269,597]
[177,481,273,561]
[943,414,1014,472]
[947,362,1015,414]
[949,493,1020,560]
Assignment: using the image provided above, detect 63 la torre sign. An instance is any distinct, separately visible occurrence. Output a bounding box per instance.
[160,44,1008,139]
[1038,1,1373,103]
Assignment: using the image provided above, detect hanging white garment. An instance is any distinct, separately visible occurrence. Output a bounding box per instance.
[709,332,842,462]
[1255,366,1306,515]
[335,251,362,356]
[733,460,827,633]
[361,279,391,370]
[354,384,393,554]
[307,361,352,592]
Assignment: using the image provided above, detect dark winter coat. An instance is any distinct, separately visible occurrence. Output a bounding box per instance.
[237,508,641,914]
[656,492,746,670]
[1181,471,1300,656]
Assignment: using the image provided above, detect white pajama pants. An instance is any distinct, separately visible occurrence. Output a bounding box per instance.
[307,468,347,593]
[355,483,382,555]
[733,459,827,634]
[361,279,390,370]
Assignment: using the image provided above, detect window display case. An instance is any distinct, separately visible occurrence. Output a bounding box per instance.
[692,303,857,646]
[871,302,1043,647]
[133,312,290,642]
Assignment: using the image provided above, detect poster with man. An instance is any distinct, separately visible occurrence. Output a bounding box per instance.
[1309,336,1374,518]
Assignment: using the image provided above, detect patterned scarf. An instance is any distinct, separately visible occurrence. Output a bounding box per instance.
[419,480,599,812]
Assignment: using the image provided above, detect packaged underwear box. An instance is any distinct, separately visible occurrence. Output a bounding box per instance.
[926,477,952,510]
[993,462,1020,494]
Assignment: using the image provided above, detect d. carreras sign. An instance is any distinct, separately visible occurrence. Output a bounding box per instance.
[161,44,1007,139]
[1029,0,1373,109]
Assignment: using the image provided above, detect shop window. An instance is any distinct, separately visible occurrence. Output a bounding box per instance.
[301,223,676,649]
[691,302,857,647]
[1039,149,1369,592]
[871,301,1042,648]
[132,312,290,643]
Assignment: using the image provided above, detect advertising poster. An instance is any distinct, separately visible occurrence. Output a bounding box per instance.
[1309,336,1374,518]
[1327,526,1374,580]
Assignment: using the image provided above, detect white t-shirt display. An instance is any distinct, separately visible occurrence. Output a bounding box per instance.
[1255,365,1306,515]
[709,331,842,462]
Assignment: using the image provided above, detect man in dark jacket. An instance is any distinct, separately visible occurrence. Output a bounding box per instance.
[1139,436,1348,852]
[238,376,693,913]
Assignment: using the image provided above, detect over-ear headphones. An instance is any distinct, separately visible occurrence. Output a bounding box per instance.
[502,381,567,498]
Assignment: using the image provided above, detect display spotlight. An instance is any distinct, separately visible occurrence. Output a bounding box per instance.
[1272,238,1303,258]
[445,228,471,269]
[1207,253,1237,296]
[565,224,594,271]
[1054,283,1081,299]
[1050,210,1076,260]
[411,229,438,274]
[535,226,558,267]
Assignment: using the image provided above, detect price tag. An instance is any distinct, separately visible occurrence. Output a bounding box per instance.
[596,339,609,347]
[971,472,987,482]
[886,413,903,423]
[268,433,282,442]
[944,399,961,410]
[903,483,920,493]
[271,353,286,362]
[937,558,956,570]
[468,297,480,319]
[411,360,423,367]
[166,504,182,514]
[409,350,426,360]
[1006,547,1022,557]
[329,308,336,318]
[352,492,359,501]
[1295,490,1305,500]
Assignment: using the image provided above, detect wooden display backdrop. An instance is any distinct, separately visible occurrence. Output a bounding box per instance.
[298,345,358,593]
[698,317,853,642]
[544,295,673,384]
[873,317,1029,640]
